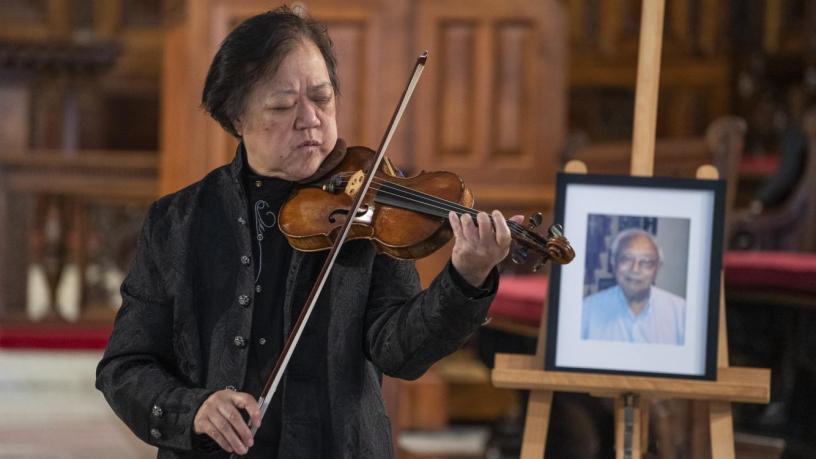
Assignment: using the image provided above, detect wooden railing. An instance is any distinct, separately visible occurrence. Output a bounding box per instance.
[0,150,158,324]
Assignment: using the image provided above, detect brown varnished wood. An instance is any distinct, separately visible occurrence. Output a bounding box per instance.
[279,146,471,259]
[279,145,574,265]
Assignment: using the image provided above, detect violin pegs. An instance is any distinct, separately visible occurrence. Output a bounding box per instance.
[531,258,546,272]
[510,246,529,265]
[548,223,564,237]
[528,212,543,229]
[322,174,345,194]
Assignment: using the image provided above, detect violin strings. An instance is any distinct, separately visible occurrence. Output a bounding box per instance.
[328,173,545,249]
[374,185,543,248]
[330,173,544,248]
[333,172,478,216]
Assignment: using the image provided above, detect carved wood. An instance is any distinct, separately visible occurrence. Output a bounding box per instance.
[413,0,566,210]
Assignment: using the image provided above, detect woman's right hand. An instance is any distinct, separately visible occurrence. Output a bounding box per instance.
[193,389,261,455]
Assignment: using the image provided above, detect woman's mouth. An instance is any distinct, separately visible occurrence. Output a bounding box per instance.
[298,140,322,149]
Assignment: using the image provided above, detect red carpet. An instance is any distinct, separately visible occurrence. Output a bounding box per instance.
[0,323,112,350]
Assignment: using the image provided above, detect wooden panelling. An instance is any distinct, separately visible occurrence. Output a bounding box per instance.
[493,21,532,158]
[414,0,566,210]
[438,21,476,159]
[329,21,367,145]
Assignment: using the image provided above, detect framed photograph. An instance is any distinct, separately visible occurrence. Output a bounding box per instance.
[544,173,725,380]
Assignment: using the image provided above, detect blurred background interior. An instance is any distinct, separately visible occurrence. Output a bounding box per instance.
[0,0,815,458]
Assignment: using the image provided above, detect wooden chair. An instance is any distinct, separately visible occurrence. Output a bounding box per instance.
[729,108,816,252]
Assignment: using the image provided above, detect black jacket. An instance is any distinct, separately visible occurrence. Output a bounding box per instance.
[96,143,497,458]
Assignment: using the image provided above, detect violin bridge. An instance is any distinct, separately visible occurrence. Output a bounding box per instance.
[344,170,366,197]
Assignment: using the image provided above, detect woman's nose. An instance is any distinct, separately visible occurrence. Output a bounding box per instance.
[295,101,320,130]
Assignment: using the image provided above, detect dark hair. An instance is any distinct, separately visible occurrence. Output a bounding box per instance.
[201,6,338,138]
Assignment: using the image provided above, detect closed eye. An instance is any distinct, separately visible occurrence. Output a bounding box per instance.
[312,95,333,106]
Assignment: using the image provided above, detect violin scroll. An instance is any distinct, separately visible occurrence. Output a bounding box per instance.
[544,224,576,265]
[510,217,575,272]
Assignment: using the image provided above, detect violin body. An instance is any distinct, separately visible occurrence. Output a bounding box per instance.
[279,146,474,259]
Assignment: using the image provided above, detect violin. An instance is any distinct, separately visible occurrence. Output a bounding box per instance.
[279,145,576,269]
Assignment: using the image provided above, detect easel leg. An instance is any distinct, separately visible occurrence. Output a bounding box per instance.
[709,401,735,459]
[615,393,642,459]
[520,390,553,459]
[640,397,650,454]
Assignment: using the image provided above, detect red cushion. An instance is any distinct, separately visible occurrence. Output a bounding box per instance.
[489,275,548,326]
[739,154,780,177]
[724,251,816,295]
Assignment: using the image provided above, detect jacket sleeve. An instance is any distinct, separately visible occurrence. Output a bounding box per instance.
[95,203,216,453]
[363,255,498,380]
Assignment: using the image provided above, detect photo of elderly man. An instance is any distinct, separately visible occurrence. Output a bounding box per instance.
[581,218,688,345]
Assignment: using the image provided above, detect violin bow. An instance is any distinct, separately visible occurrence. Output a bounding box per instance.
[232,51,428,457]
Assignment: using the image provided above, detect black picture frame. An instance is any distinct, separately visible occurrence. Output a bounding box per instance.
[544,173,725,380]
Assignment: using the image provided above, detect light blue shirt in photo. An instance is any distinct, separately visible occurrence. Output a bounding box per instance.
[581,285,686,345]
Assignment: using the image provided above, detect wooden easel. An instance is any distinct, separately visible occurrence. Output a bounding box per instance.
[491,1,771,458]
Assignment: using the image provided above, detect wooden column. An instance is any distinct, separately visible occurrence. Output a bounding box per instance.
[0,77,30,319]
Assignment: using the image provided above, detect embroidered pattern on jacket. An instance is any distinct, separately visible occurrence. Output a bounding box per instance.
[253,200,276,282]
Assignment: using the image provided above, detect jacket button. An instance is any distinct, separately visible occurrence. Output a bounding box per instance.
[234,336,247,348]
[237,217,246,225]
[238,295,250,306]
[258,337,267,346]
[241,255,251,265]
[150,428,162,440]
[151,405,163,418]
[255,285,262,293]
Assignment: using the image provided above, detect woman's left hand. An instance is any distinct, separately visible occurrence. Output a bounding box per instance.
[448,210,524,287]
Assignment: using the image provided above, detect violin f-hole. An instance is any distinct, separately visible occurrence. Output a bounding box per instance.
[328,205,373,224]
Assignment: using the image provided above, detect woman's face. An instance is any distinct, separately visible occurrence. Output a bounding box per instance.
[236,39,338,181]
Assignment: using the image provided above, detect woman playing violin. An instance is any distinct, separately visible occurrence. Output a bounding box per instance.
[96,7,523,458]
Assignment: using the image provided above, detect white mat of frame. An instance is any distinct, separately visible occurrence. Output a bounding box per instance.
[398,425,490,455]
[0,350,156,459]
